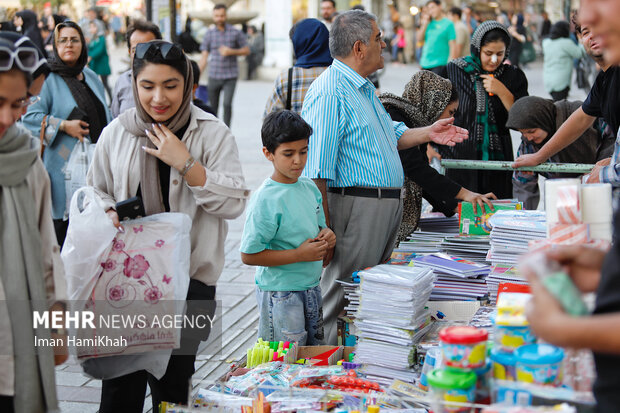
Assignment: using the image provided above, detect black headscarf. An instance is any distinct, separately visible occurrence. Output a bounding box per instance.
[506,96,582,142]
[48,21,106,142]
[506,96,557,136]
[16,10,45,54]
[549,21,570,40]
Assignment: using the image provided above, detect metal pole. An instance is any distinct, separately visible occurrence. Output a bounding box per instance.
[440,159,594,174]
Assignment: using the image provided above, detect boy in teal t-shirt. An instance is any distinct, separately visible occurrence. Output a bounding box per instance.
[240,110,336,345]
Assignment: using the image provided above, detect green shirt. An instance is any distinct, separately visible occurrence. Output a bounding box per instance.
[542,37,585,93]
[421,18,456,69]
[240,177,326,291]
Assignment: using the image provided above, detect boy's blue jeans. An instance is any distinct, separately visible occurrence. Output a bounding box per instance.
[256,285,325,346]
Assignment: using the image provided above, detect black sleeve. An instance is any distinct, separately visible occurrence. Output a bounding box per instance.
[582,70,605,118]
[509,67,529,101]
[400,147,462,216]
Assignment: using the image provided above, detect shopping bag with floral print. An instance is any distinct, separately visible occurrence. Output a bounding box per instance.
[75,212,191,360]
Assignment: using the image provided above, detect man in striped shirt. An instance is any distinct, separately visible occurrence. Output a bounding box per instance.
[302,9,468,344]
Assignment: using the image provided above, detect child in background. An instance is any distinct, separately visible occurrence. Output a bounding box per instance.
[240,110,336,345]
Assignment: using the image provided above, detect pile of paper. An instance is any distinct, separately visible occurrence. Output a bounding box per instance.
[411,253,490,301]
[486,264,527,304]
[440,234,491,264]
[487,210,547,266]
[354,265,435,385]
[396,231,445,254]
[417,212,459,233]
[336,279,360,319]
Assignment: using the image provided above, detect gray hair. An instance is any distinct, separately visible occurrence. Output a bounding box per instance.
[329,10,377,58]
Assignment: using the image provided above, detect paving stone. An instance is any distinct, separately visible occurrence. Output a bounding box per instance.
[55,371,90,387]
[57,385,101,403]
[58,401,100,413]
[84,379,102,388]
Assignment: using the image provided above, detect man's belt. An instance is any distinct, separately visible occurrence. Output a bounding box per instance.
[328,186,401,199]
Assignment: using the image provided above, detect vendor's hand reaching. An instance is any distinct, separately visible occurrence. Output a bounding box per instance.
[144,123,193,172]
[458,188,497,214]
[63,119,89,142]
[545,245,606,293]
[512,152,545,168]
[523,266,572,346]
[428,117,468,146]
[296,238,328,262]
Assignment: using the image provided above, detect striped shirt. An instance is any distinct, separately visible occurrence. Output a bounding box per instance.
[301,59,408,188]
[600,127,620,185]
[200,24,248,79]
[264,66,329,117]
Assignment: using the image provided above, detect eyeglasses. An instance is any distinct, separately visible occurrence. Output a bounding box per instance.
[16,95,41,109]
[57,37,81,45]
[134,41,183,61]
[0,45,38,72]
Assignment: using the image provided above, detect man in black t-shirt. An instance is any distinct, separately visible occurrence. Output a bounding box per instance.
[512,20,618,184]
[522,1,620,411]
[582,66,620,134]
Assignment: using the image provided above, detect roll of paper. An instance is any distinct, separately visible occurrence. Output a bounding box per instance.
[545,178,581,236]
[556,185,581,224]
[581,183,613,224]
[589,222,612,242]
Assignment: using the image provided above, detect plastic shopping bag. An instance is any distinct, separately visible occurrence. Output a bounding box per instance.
[61,186,118,301]
[76,213,192,379]
[63,138,95,220]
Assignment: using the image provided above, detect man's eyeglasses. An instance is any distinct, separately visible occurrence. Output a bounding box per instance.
[135,41,184,61]
[57,37,81,45]
[0,45,38,71]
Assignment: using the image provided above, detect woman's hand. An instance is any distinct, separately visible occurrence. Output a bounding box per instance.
[62,119,89,142]
[480,74,509,97]
[457,188,497,214]
[143,123,192,172]
[426,144,441,163]
[512,152,545,168]
[428,117,469,146]
[106,208,124,232]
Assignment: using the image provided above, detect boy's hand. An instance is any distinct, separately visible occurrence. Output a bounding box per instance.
[316,228,336,267]
[317,228,336,249]
[296,238,328,262]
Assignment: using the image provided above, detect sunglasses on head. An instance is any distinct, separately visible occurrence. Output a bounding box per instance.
[0,45,38,72]
[134,41,184,61]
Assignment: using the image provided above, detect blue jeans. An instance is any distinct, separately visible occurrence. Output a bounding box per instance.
[256,285,325,345]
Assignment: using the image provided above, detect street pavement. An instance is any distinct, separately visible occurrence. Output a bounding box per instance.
[54,40,589,412]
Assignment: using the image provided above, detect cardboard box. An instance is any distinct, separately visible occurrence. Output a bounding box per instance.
[296,345,355,365]
[337,316,358,347]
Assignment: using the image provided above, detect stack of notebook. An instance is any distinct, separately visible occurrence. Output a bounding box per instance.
[411,253,490,301]
[440,234,491,264]
[354,264,435,385]
[487,210,547,266]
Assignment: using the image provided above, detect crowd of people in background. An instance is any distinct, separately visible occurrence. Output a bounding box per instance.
[3,0,620,411]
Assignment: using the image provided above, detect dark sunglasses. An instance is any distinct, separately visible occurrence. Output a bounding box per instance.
[0,45,38,71]
[134,41,184,61]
